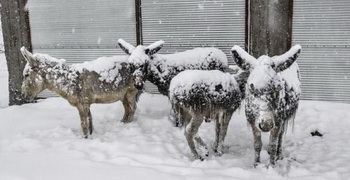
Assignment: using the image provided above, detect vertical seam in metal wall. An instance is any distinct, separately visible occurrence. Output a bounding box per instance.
[247,0,251,54]
[245,0,249,51]
[135,0,142,45]
[288,0,294,48]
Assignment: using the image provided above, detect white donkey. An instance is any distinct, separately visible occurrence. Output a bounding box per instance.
[231,45,302,167]
[20,42,163,138]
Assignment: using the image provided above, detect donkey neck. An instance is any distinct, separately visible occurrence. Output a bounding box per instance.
[234,70,250,95]
[44,63,80,99]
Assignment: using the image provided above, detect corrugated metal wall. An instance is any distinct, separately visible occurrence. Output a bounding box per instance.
[141,0,245,65]
[292,0,350,103]
[27,0,136,97]
[28,0,136,62]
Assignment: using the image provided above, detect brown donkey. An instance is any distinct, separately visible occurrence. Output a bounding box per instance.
[20,42,162,138]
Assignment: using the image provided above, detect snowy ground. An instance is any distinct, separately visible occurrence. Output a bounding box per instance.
[1,55,350,180]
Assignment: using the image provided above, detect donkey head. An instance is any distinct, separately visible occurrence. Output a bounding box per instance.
[231,45,301,132]
[118,39,164,90]
[20,47,47,101]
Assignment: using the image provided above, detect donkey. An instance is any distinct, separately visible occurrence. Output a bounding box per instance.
[231,45,302,167]
[169,69,249,160]
[20,42,162,138]
[118,40,228,127]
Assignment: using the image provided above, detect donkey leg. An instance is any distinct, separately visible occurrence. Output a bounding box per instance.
[175,108,185,127]
[170,103,186,127]
[87,108,93,135]
[215,110,234,156]
[121,90,140,123]
[213,117,221,153]
[194,135,209,157]
[77,105,90,138]
[269,126,281,167]
[127,90,141,122]
[185,115,204,160]
[121,98,131,123]
[251,123,262,167]
[276,121,286,160]
[121,95,136,123]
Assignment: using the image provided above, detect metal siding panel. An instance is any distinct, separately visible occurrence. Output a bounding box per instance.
[141,0,245,94]
[293,0,350,103]
[141,0,245,61]
[28,0,136,48]
[28,0,136,97]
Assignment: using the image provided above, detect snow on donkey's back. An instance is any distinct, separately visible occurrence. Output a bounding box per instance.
[19,46,151,138]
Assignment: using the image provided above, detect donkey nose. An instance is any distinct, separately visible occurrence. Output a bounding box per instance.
[250,83,255,91]
[258,118,274,132]
[135,82,144,90]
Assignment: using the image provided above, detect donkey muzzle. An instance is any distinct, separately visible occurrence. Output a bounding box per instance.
[134,82,144,90]
[258,120,274,132]
[257,111,275,132]
[22,93,36,103]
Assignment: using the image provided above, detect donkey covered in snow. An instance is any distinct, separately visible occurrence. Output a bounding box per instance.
[231,45,301,167]
[169,69,249,160]
[118,40,228,126]
[20,42,163,138]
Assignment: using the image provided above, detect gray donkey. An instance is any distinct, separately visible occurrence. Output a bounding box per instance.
[231,45,301,167]
[169,69,249,160]
[118,40,228,127]
[20,42,162,138]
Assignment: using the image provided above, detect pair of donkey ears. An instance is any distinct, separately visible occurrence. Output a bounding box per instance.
[118,39,165,56]
[231,45,301,73]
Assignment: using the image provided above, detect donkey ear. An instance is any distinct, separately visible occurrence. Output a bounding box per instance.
[20,47,39,67]
[145,40,164,55]
[272,44,301,72]
[231,45,257,71]
[118,39,135,55]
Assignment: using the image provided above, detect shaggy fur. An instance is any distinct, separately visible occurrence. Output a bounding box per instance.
[146,48,228,96]
[169,69,249,160]
[231,45,302,167]
[20,47,143,138]
[118,41,228,127]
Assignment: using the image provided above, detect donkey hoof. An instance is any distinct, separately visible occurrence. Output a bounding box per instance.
[268,161,276,168]
[253,161,261,168]
[121,119,133,123]
[193,155,204,161]
[214,147,223,156]
[214,150,223,156]
[89,128,94,135]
